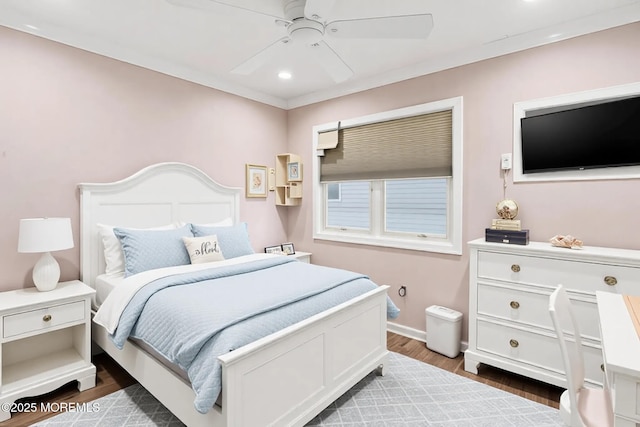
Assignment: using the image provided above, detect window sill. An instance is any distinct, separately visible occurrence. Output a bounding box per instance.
[313,231,462,255]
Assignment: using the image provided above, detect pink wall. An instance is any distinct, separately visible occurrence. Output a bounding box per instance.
[2,22,640,339]
[0,27,288,290]
[287,23,640,337]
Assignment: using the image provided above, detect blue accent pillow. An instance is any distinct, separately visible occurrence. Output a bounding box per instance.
[113,225,194,277]
[190,222,254,259]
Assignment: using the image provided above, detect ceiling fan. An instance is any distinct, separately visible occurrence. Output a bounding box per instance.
[166,0,434,83]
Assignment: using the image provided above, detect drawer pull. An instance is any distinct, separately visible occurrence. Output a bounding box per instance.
[510,301,520,309]
[603,276,617,286]
[511,264,521,273]
[509,339,519,348]
[43,314,52,322]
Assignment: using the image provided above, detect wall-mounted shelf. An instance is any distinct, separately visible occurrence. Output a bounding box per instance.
[275,153,302,206]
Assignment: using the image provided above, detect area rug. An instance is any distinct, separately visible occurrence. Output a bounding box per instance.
[32,352,563,426]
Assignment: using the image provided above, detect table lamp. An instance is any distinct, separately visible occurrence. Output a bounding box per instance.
[18,217,74,291]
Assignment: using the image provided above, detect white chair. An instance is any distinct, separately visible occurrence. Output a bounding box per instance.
[549,285,613,427]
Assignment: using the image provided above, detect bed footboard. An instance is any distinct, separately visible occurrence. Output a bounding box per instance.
[220,285,389,427]
[92,285,389,427]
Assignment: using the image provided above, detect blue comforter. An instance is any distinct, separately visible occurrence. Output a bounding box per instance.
[111,257,399,413]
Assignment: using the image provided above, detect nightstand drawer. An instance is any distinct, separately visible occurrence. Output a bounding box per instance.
[3,300,85,338]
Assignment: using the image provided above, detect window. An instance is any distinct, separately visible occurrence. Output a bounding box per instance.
[385,178,447,235]
[327,183,341,201]
[313,97,463,255]
[327,181,369,229]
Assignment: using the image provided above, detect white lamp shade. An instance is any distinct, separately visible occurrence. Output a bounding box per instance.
[18,217,74,253]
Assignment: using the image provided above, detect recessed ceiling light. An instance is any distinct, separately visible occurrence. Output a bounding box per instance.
[278,71,292,80]
[548,33,562,39]
[24,24,39,31]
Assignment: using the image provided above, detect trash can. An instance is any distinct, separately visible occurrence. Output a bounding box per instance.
[425,305,463,358]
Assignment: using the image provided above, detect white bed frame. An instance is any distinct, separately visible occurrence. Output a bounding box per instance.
[79,162,389,427]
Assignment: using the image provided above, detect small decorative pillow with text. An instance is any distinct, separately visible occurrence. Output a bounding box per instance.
[190,222,254,259]
[113,225,193,277]
[182,235,225,264]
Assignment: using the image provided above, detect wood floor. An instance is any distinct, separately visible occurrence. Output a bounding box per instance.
[5,332,563,426]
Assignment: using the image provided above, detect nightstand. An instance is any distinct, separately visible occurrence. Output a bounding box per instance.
[0,280,96,421]
[289,251,311,263]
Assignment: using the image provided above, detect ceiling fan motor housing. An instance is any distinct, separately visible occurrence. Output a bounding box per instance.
[288,19,324,45]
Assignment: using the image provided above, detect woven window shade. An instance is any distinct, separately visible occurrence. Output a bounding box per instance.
[320,110,452,182]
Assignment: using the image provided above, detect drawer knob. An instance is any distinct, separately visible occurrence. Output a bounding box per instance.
[603,276,617,286]
[43,314,52,322]
[509,339,519,348]
[510,301,520,309]
[511,264,521,273]
[601,364,605,372]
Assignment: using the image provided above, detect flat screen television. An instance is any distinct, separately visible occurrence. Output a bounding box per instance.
[520,96,640,174]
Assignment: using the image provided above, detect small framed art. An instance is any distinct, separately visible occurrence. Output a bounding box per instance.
[287,162,302,182]
[264,245,283,254]
[246,164,267,198]
[281,242,295,255]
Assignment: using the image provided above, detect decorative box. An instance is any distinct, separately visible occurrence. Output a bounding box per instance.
[485,228,530,245]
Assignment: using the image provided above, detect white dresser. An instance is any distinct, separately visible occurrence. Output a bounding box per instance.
[465,238,640,389]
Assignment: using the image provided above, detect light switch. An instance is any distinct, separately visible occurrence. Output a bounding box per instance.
[501,153,512,170]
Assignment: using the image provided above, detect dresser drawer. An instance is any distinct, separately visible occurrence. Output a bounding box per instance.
[3,300,86,338]
[477,283,601,341]
[476,320,604,386]
[477,251,639,294]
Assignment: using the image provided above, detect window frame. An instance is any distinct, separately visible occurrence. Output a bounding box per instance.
[312,97,464,255]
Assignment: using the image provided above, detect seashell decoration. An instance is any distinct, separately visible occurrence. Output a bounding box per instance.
[550,234,583,249]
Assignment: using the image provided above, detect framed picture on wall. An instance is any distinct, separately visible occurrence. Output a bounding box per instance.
[246,164,267,198]
[287,162,302,182]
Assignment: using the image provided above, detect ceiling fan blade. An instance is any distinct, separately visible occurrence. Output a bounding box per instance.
[326,14,434,39]
[165,0,285,20]
[304,0,336,22]
[309,41,353,83]
[231,37,290,75]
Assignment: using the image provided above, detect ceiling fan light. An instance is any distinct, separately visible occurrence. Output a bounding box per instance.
[288,19,324,45]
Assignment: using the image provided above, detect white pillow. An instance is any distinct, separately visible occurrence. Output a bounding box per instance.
[182,235,225,264]
[97,223,177,275]
[178,217,233,228]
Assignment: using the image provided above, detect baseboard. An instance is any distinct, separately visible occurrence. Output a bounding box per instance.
[386,321,469,352]
[386,321,426,342]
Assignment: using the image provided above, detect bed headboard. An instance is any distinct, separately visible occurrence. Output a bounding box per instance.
[78,162,242,288]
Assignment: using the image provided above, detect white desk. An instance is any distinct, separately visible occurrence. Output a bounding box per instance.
[596,291,640,427]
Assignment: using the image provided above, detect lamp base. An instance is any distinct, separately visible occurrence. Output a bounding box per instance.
[32,252,60,292]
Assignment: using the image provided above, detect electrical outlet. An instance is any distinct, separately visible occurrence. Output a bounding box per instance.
[501,153,512,170]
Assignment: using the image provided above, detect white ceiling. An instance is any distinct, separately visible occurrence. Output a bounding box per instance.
[2,0,640,109]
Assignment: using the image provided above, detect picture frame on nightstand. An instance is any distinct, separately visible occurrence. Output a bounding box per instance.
[281,242,295,255]
[264,245,283,254]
